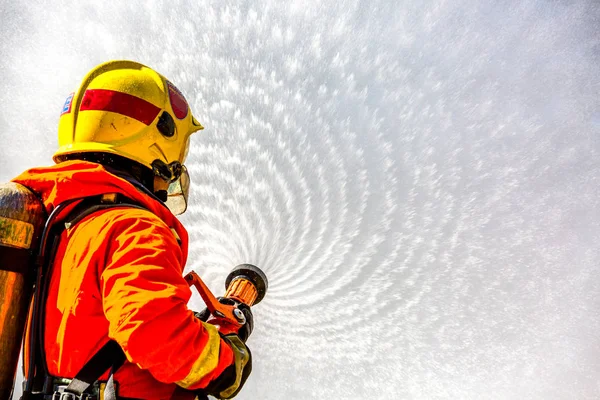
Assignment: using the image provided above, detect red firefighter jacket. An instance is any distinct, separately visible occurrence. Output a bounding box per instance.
[13,160,234,399]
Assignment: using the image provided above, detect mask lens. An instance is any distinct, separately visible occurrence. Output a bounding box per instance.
[165,165,190,215]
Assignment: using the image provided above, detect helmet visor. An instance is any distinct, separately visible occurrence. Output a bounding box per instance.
[165,165,190,215]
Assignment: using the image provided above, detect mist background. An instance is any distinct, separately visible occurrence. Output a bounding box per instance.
[2,1,600,399]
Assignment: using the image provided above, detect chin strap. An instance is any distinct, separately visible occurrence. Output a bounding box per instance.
[154,189,168,202]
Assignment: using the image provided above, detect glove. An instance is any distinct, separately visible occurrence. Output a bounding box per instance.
[203,334,252,399]
[232,302,253,343]
[194,298,254,342]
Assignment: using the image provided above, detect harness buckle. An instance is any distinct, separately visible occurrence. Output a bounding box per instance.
[51,386,97,400]
[52,392,77,400]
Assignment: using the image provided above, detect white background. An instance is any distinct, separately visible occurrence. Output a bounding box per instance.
[2,1,600,399]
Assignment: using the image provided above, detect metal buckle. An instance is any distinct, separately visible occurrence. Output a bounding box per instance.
[52,392,78,400]
[51,392,96,400]
[51,387,96,400]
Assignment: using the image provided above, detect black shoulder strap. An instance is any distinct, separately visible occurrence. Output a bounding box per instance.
[64,340,125,396]
[24,193,147,399]
[64,193,148,229]
[60,195,147,398]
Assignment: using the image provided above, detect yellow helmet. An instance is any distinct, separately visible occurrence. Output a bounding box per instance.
[54,60,203,170]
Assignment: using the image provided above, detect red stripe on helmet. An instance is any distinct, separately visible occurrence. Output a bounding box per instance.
[79,89,161,125]
[167,81,189,119]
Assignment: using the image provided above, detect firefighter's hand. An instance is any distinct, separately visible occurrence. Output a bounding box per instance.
[232,303,253,342]
[193,298,254,342]
[193,308,211,322]
[203,334,252,399]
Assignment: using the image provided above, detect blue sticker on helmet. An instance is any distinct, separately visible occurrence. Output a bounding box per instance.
[61,93,74,115]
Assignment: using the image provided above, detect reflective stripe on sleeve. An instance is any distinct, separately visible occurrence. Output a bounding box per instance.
[175,322,221,388]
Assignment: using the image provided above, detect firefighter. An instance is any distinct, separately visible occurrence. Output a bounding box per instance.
[12,60,252,399]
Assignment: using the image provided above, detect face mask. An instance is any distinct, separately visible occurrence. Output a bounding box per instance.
[165,165,190,215]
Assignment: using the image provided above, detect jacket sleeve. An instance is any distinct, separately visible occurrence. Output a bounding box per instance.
[98,208,234,390]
